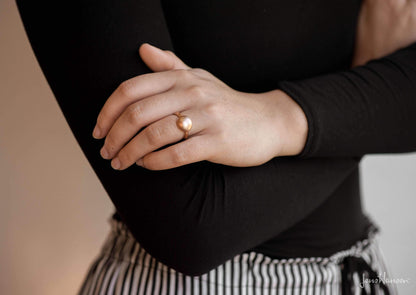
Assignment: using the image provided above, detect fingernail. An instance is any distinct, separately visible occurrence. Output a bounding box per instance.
[111,157,121,170]
[136,158,143,167]
[92,126,101,139]
[100,147,109,159]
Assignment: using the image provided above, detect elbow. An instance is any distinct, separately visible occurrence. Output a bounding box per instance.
[156,225,225,277]
[122,221,224,277]
[122,162,227,276]
[166,251,218,277]
[125,222,221,276]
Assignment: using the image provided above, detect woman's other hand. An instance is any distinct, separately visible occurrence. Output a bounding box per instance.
[352,0,416,67]
[92,44,307,170]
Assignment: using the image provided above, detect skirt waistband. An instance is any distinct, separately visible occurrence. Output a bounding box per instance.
[80,214,397,295]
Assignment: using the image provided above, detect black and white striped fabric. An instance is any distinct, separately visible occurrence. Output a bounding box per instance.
[77,216,397,295]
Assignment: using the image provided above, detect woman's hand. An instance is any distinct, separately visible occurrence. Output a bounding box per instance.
[92,44,307,170]
[352,0,416,67]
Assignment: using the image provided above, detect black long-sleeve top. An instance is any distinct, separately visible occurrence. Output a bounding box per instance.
[16,0,416,276]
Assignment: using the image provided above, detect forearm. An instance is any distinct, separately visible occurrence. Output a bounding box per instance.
[278,42,416,158]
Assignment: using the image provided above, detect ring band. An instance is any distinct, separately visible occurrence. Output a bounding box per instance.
[174,111,193,139]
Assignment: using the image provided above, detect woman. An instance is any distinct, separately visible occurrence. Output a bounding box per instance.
[16,0,416,294]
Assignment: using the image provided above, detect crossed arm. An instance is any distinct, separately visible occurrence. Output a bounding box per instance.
[16,0,416,276]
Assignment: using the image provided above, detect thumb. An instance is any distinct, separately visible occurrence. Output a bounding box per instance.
[139,43,190,72]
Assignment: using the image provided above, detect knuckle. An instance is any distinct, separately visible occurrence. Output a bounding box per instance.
[118,79,135,97]
[192,67,206,74]
[192,67,210,78]
[171,147,187,166]
[126,104,143,125]
[146,124,164,145]
[117,150,134,164]
[187,85,206,99]
[176,69,194,80]
[204,102,221,118]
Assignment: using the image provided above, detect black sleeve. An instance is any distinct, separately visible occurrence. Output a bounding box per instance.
[16,0,359,276]
[278,42,416,158]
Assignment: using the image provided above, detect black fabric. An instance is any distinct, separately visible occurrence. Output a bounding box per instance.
[15,0,415,276]
[279,44,416,158]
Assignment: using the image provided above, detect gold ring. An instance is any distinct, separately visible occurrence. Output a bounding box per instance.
[174,112,192,139]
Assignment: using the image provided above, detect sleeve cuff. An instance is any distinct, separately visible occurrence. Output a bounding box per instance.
[278,80,316,158]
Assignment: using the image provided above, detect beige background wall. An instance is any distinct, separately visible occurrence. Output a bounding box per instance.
[1,0,415,294]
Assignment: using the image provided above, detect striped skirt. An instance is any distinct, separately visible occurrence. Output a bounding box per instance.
[77,215,398,295]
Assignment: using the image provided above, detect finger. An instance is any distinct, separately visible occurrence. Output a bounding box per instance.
[100,88,196,159]
[139,43,190,71]
[93,69,189,139]
[111,110,205,170]
[136,134,212,170]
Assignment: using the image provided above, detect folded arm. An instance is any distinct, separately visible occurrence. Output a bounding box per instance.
[281,0,416,158]
[17,0,360,276]
[279,41,416,158]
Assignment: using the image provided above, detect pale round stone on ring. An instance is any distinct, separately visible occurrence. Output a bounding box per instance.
[176,116,192,132]
[174,112,193,139]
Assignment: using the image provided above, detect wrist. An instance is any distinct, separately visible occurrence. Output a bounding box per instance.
[266,89,308,157]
